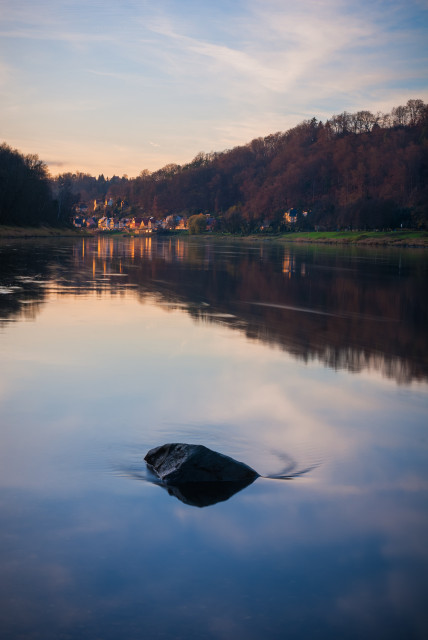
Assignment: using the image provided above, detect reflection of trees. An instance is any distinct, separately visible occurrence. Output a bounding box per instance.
[1,238,427,384]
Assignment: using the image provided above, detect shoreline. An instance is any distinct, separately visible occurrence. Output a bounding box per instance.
[1,226,427,247]
[215,230,428,248]
[0,226,89,239]
[273,230,428,248]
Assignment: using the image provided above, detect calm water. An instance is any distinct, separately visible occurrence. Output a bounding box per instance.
[0,236,427,639]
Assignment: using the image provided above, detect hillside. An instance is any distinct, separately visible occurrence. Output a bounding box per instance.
[54,99,428,232]
[2,99,427,231]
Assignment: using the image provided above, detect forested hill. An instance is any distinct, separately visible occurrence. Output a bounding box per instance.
[55,99,428,231]
[1,99,428,230]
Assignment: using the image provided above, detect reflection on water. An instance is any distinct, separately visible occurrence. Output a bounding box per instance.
[0,237,427,639]
[0,236,427,383]
[155,479,257,508]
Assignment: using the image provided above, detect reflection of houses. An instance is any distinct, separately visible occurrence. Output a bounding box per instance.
[283,255,307,277]
[282,255,296,276]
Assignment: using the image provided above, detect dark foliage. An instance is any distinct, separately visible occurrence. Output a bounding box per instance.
[0,143,59,226]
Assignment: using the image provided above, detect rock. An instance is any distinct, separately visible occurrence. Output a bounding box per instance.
[144,443,259,485]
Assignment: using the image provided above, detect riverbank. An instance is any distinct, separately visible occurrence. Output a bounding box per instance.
[280,230,428,247]
[1,226,427,247]
[233,230,428,247]
[0,226,88,238]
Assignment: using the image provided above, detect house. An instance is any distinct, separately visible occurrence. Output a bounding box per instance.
[139,217,151,229]
[284,208,299,224]
[206,215,217,231]
[86,216,97,228]
[260,219,272,231]
[73,216,85,228]
[129,217,143,229]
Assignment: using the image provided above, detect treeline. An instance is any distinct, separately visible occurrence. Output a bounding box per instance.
[2,98,428,229]
[0,144,75,227]
[54,98,428,231]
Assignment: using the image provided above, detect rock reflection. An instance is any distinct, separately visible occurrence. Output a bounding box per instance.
[163,479,257,507]
[0,236,427,383]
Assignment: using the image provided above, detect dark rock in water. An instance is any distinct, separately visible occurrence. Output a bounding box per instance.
[144,443,259,485]
[143,443,315,507]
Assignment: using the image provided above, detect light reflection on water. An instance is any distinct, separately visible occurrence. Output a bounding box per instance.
[0,237,427,639]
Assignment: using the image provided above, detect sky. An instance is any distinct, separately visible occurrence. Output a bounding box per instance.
[1,0,427,177]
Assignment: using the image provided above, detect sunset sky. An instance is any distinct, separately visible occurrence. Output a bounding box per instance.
[1,0,427,177]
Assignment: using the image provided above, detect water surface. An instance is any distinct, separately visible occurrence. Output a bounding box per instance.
[0,236,427,639]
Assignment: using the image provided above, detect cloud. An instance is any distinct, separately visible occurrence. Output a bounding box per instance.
[143,0,428,111]
[1,0,427,174]
[45,159,66,168]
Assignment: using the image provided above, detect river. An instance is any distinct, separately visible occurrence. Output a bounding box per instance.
[0,236,427,639]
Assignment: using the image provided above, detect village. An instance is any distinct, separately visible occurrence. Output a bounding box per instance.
[72,198,308,233]
[73,198,219,232]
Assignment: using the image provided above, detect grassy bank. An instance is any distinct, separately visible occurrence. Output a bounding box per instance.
[0,226,89,238]
[271,230,428,247]
[1,226,427,247]
[202,229,428,247]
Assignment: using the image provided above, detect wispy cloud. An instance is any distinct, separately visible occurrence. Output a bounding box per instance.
[143,0,428,108]
[0,0,426,174]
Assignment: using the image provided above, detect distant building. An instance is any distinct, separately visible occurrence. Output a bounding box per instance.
[206,215,217,231]
[284,208,299,224]
[86,216,97,228]
[73,216,85,228]
[260,219,272,231]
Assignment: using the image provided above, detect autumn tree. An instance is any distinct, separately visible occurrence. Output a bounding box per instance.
[188,213,207,234]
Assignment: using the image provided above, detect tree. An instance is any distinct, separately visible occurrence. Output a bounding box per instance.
[0,144,55,226]
[188,213,207,234]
